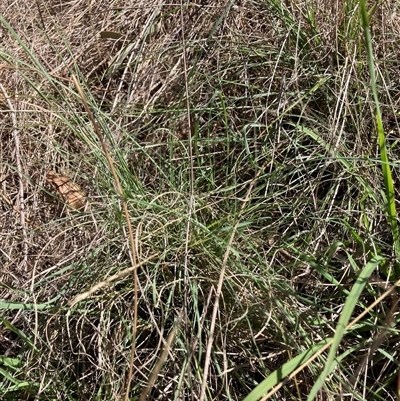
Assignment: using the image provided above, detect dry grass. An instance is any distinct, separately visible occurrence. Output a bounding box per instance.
[1,0,400,400]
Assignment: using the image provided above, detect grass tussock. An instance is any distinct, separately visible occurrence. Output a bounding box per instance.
[1,0,400,400]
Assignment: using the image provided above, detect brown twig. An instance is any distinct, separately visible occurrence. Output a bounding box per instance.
[72,75,139,401]
[0,84,28,272]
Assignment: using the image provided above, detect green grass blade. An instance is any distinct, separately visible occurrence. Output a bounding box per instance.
[0,295,62,310]
[243,338,332,401]
[306,255,384,400]
[359,0,400,271]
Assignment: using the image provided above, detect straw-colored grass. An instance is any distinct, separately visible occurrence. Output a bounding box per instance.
[1,1,400,400]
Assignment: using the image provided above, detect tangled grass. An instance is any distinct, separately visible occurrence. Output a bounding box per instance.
[1,0,400,400]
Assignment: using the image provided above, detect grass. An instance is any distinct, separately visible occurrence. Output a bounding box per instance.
[1,0,400,400]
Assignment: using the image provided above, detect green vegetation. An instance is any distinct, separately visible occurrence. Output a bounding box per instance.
[1,0,400,400]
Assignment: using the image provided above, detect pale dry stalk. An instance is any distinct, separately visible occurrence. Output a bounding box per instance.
[0,84,28,272]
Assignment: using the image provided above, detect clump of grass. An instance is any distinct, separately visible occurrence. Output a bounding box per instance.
[1,0,400,400]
